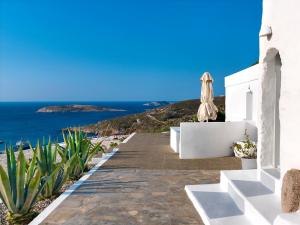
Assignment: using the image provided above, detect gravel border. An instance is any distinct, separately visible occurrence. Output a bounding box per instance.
[0,180,75,225]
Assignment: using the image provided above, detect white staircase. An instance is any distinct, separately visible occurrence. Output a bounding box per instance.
[185,169,282,225]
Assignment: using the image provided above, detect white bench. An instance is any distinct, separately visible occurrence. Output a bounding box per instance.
[170,127,180,153]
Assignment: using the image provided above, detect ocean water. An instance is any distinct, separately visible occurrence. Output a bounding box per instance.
[0,102,155,151]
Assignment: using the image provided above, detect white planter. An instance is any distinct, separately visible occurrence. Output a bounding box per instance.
[241,158,257,169]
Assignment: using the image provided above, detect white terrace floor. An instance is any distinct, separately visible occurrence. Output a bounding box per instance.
[39,133,241,225]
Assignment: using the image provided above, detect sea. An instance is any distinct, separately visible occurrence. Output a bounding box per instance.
[0,102,158,152]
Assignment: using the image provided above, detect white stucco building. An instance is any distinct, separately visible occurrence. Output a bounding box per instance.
[258,0,300,176]
[171,67,259,160]
[225,65,260,124]
[185,1,300,224]
[223,0,300,176]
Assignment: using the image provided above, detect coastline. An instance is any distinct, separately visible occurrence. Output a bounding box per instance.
[0,101,154,148]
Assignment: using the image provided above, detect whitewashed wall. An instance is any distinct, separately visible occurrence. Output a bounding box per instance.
[258,0,300,174]
[170,127,180,153]
[179,121,257,159]
[225,65,260,124]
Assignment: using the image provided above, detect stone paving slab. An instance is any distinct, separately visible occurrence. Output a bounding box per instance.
[41,133,241,225]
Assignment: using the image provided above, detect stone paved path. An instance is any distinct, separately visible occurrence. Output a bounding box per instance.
[41,133,241,225]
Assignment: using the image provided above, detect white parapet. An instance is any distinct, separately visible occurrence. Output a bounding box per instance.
[170,127,180,153]
[179,121,257,159]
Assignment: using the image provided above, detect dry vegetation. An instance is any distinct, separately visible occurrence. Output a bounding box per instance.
[80,96,225,136]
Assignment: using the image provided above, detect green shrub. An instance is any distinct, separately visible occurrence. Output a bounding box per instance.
[110,142,118,148]
[216,111,225,122]
[0,146,45,224]
[60,130,103,179]
[191,114,198,122]
[35,139,73,199]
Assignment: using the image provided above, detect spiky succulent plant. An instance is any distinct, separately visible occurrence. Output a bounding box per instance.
[35,139,73,198]
[60,129,103,179]
[0,146,45,224]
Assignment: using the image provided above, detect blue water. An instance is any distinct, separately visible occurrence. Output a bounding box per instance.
[0,102,155,150]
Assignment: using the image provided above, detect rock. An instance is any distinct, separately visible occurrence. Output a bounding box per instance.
[281,169,300,213]
[128,210,138,216]
[143,101,169,107]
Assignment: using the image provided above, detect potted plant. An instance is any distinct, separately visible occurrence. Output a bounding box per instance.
[232,130,257,169]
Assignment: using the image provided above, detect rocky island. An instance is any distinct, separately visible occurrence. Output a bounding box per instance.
[37,104,126,113]
[76,96,225,136]
[143,101,170,107]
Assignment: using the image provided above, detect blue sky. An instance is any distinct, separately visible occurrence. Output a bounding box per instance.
[0,0,262,101]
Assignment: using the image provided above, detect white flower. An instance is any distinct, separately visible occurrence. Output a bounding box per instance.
[232,140,257,159]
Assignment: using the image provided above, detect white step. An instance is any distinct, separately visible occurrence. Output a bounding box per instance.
[186,169,282,225]
[247,193,281,223]
[274,212,300,225]
[260,168,281,195]
[185,184,254,225]
[221,170,281,225]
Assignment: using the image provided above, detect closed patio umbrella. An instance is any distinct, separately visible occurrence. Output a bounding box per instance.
[197,72,218,122]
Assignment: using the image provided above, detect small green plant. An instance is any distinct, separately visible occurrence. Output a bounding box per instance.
[0,146,45,224]
[110,142,118,148]
[191,114,198,122]
[216,111,225,122]
[60,130,104,179]
[34,139,73,199]
[232,129,257,159]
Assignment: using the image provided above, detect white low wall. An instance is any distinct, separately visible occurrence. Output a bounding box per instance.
[179,121,257,159]
[170,127,180,153]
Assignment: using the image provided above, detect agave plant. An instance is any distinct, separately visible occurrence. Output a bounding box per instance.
[60,130,103,179]
[0,146,45,224]
[34,139,73,199]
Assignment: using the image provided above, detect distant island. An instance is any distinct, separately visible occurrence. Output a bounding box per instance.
[37,105,126,113]
[143,101,170,107]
